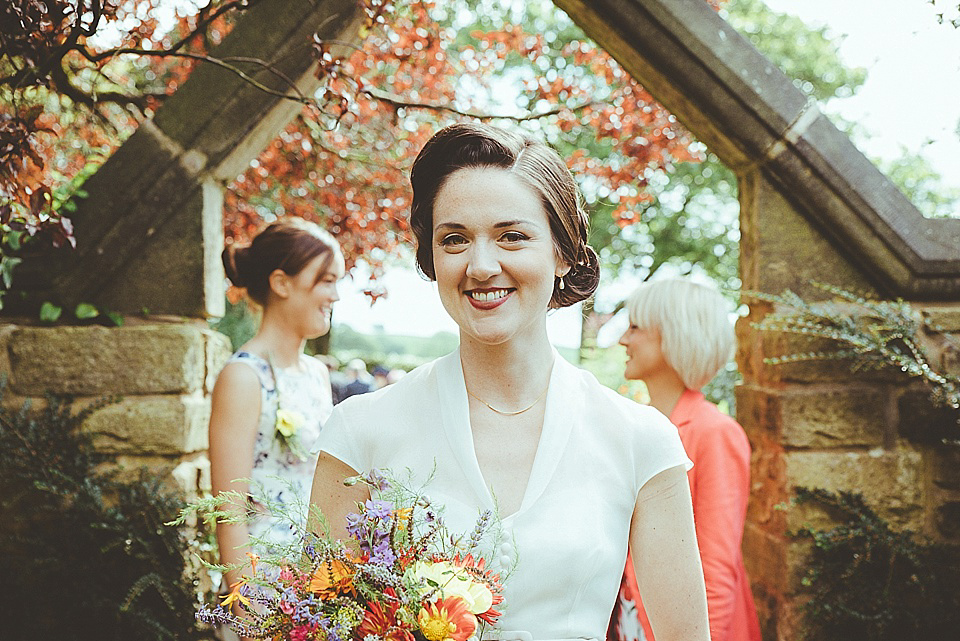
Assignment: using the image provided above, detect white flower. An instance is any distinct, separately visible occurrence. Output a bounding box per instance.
[411,560,494,615]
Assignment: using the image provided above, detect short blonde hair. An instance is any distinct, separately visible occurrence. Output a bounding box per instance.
[625,278,734,390]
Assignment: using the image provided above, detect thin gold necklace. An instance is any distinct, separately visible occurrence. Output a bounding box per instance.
[465,381,550,416]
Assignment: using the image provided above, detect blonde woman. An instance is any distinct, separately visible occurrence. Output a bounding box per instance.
[610,278,760,641]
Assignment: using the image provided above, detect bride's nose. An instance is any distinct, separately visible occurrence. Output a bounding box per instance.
[465,240,502,282]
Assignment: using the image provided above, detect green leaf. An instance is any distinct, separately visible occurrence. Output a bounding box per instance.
[105,311,124,327]
[0,256,22,289]
[74,302,99,319]
[5,230,23,251]
[39,302,62,323]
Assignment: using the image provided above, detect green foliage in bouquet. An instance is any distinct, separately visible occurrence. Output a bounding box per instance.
[791,487,960,641]
[174,469,510,641]
[0,389,214,641]
[747,282,960,427]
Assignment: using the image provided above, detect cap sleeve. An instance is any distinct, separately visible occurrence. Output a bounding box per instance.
[315,402,367,474]
[630,405,693,493]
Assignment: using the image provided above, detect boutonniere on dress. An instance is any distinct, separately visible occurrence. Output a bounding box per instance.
[274,406,309,461]
[268,356,310,461]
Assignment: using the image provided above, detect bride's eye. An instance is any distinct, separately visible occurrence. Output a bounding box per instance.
[438,233,468,248]
[500,231,529,243]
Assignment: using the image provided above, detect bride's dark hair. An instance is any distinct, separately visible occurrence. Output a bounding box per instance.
[222,218,339,306]
[409,122,600,309]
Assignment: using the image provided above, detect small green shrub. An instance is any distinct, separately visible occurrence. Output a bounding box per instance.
[793,487,960,641]
[0,390,214,641]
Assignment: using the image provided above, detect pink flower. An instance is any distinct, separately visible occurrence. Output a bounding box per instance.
[290,624,315,641]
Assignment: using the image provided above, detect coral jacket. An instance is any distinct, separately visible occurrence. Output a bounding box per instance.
[610,389,761,641]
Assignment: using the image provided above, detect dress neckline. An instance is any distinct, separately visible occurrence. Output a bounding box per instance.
[435,349,578,521]
[235,350,313,377]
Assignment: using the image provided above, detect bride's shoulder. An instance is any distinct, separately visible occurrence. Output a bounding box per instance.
[566,361,671,429]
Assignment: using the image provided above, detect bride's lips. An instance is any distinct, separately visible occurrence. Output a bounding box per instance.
[465,287,515,310]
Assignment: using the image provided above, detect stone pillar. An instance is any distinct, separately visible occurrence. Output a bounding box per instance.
[0,323,231,495]
[737,170,960,640]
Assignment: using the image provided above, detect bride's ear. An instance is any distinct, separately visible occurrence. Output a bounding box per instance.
[268,269,291,299]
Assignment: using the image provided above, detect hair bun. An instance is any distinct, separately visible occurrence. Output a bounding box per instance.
[222,244,252,289]
[552,245,600,308]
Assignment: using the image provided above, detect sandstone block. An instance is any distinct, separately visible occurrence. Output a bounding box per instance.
[935,501,960,541]
[8,325,207,395]
[757,328,911,385]
[104,454,182,490]
[779,387,888,448]
[739,175,874,298]
[735,385,781,440]
[82,393,209,455]
[205,329,232,393]
[741,524,786,640]
[786,448,926,531]
[898,388,960,445]
[743,523,787,593]
[932,446,960,492]
[0,323,15,377]
[922,304,960,332]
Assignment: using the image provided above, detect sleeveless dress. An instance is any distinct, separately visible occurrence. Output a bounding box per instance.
[316,349,691,640]
[228,351,333,548]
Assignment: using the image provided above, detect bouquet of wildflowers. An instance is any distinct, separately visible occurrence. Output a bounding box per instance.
[183,470,506,641]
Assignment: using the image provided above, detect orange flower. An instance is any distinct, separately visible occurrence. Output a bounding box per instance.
[417,597,477,641]
[308,558,355,598]
[451,553,504,624]
[356,599,415,641]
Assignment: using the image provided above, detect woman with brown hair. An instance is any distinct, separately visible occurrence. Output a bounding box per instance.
[210,218,344,609]
[310,123,710,641]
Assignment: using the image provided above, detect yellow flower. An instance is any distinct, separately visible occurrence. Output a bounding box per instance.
[220,579,251,608]
[394,507,414,530]
[411,560,493,615]
[275,408,303,438]
[417,597,476,641]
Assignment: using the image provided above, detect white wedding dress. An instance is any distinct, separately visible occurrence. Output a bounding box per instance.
[316,349,690,640]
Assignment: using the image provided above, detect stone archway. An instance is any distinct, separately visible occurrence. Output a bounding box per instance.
[552,2,960,639]
[3,2,958,639]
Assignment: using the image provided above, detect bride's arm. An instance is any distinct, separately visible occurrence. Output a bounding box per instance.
[308,452,370,541]
[629,464,711,641]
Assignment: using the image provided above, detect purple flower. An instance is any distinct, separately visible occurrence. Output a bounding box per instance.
[364,469,391,491]
[364,499,393,520]
[369,538,397,566]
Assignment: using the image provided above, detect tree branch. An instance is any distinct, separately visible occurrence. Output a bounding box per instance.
[360,86,601,122]
[50,61,153,110]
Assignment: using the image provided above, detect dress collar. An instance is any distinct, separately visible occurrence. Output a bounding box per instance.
[668,388,704,428]
[434,348,577,520]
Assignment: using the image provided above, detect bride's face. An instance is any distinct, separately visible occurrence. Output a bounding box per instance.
[431,167,564,346]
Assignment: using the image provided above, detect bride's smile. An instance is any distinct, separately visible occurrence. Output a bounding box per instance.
[431,166,565,347]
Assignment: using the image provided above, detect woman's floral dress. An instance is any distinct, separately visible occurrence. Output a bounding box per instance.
[227,351,333,549]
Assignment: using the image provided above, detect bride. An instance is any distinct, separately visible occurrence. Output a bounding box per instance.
[310,122,710,641]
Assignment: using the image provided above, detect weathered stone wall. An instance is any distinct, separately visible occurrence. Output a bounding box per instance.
[0,322,231,495]
[737,170,960,641]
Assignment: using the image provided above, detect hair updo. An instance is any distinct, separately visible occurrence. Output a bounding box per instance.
[409,122,600,309]
[222,218,340,307]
